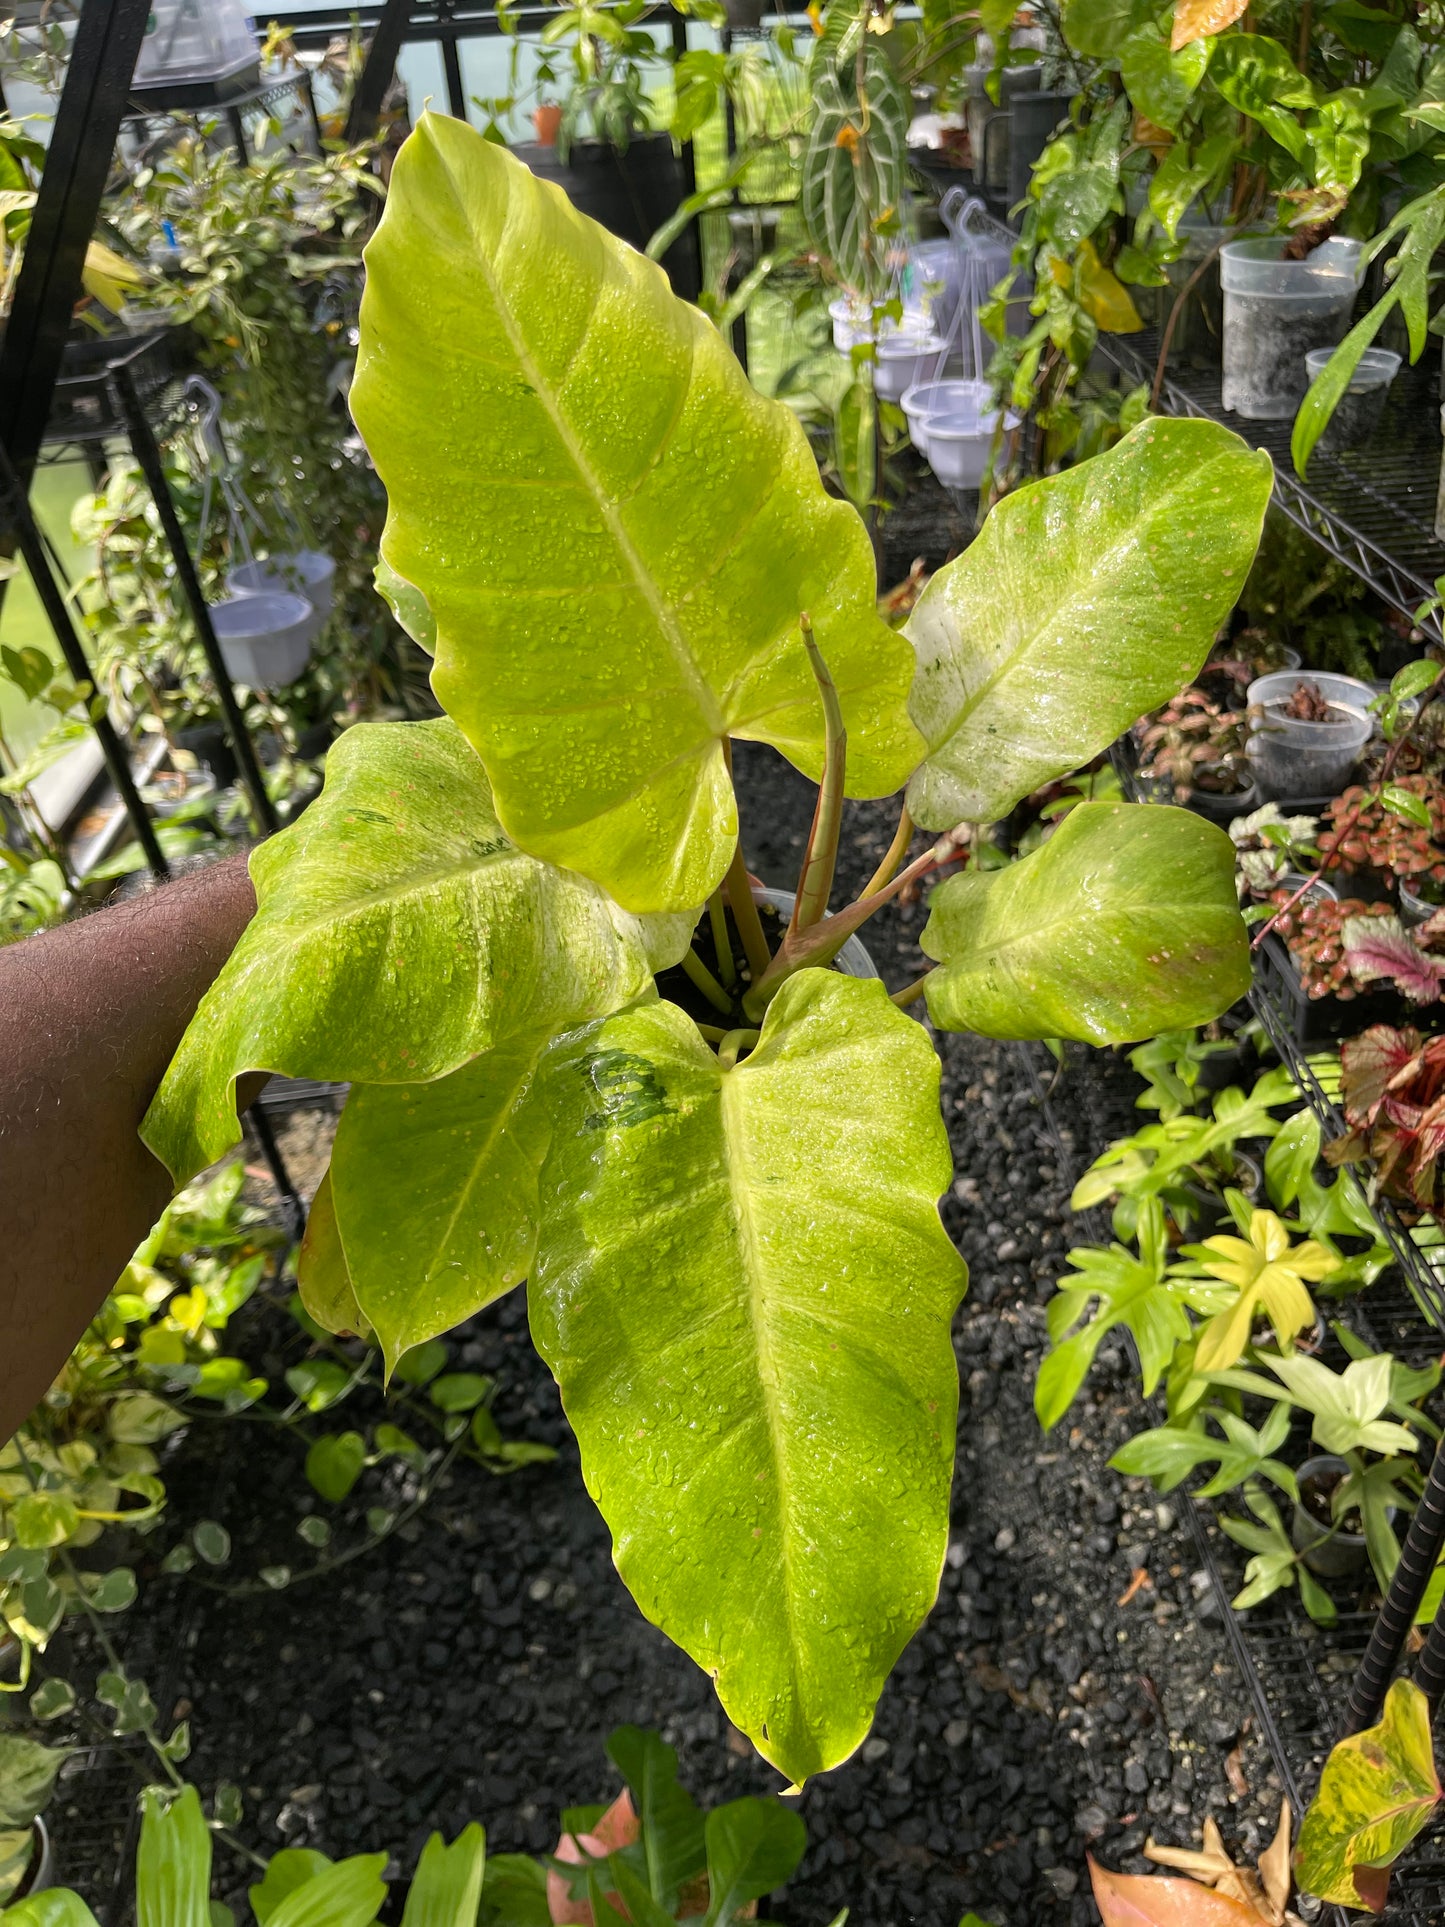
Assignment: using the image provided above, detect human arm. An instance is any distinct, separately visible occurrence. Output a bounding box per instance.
[0,854,257,1443]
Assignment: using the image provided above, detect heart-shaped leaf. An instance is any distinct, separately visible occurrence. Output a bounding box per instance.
[352,112,921,915]
[1296,1679,1442,1911]
[528,970,967,1784]
[142,718,690,1185]
[920,802,1250,1042]
[904,419,1272,830]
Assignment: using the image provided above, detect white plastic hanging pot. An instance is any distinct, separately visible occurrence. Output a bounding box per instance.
[873,326,948,403]
[901,378,1016,489]
[229,549,336,624]
[211,591,317,687]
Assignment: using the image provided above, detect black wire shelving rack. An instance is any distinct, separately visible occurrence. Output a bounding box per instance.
[1096,328,1445,644]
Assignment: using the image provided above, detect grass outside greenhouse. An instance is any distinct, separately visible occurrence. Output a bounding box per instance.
[8,2,1445,1924]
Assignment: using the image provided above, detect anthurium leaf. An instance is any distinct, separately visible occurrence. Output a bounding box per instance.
[328,1043,552,1371]
[352,112,921,916]
[0,1896,103,1927]
[920,802,1249,1043]
[1296,1679,1442,1910]
[399,1825,486,1927]
[1087,1855,1267,1923]
[142,718,690,1185]
[250,1850,335,1927]
[904,419,1272,829]
[528,971,967,1784]
[135,1786,212,1927]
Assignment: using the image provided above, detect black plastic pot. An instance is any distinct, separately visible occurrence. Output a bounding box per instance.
[1291,1454,1374,1579]
[1008,90,1073,209]
[513,135,701,301]
[1187,777,1261,826]
[175,721,238,790]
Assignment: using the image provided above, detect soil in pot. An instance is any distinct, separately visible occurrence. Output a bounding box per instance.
[1247,673,1372,801]
[1221,237,1362,421]
[1290,1457,1370,1579]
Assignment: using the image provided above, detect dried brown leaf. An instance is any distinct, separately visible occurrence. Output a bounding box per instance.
[1171,0,1249,50]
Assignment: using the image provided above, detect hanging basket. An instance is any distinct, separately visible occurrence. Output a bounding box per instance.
[229,549,337,624]
[210,591,317,688]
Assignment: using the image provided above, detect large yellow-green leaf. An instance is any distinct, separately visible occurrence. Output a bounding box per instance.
[528,971,967,1785]
[135,1786,211,1927]
[351,112,921,915]
[920,802,1250,1042]
[329,1044,553,1371]
[1296,1679,1442,1911]
[142,719,690,1186]
[904,418,1272,830]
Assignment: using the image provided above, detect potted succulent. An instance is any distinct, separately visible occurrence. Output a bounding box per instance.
[139,114,1274,1789]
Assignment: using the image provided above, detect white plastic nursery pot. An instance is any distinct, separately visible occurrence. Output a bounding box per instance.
[210,591,317,688]
[229,549,336,624]
[1245,670,1373,800]
[12,1819,53,1903]
[829,297,871,354]
[1220,236,1362,420]
[752,887,879,981]
[1302,346,1400,453]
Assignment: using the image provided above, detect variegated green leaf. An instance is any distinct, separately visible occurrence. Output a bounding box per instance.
[142,719,690,1185]
[528,971,966,1785]
[352,112,921,915]
[1297,1679,1442,1911]
[920,802,1250,1042]
[904,418,1273,829]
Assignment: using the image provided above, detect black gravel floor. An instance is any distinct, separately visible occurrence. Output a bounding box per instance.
[57,747,1289,1926]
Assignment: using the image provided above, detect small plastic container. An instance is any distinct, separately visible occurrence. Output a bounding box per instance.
[1221,236,1363,420]
[1245,669,1373,800]
[1302,346,1400,453]
[230,549,337,624]
[753,888,878,979]
[211,591,317,688]
[133,0,258,92]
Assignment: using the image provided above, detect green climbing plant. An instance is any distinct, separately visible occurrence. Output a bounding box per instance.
[141,112,1272,1787]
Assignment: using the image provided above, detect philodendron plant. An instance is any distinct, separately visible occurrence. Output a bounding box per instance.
[141,112,1272,1787]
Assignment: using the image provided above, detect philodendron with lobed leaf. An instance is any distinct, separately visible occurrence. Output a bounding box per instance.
[140,113,1272,1787]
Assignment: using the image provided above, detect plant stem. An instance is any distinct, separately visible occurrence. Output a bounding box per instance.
[697,1022,729,1042]
[742,824,971,1021]
[862,803,914,898]
[891,974,932,1009]
[790,615,847,937]
[681,946,734,1016]
[717,1027,760,1069]
[724,834,773,982]
[708,888,737,989]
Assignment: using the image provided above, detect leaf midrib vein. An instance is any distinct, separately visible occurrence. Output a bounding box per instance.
[467,165,725,738]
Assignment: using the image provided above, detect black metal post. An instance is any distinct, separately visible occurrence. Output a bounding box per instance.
[0,0,152,489]
[113,365,280,840]
[439,0,467,119]
[1345,1426,1445,1731]
[245,1103,305,1243]
[0,441,168,881]
[719,24,747,368]
[669,5,703,305]
[1415,1588,1445,1716]
[346,0,417,144]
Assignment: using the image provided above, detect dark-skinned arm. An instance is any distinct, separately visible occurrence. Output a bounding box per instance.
[0,854,256,1444]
